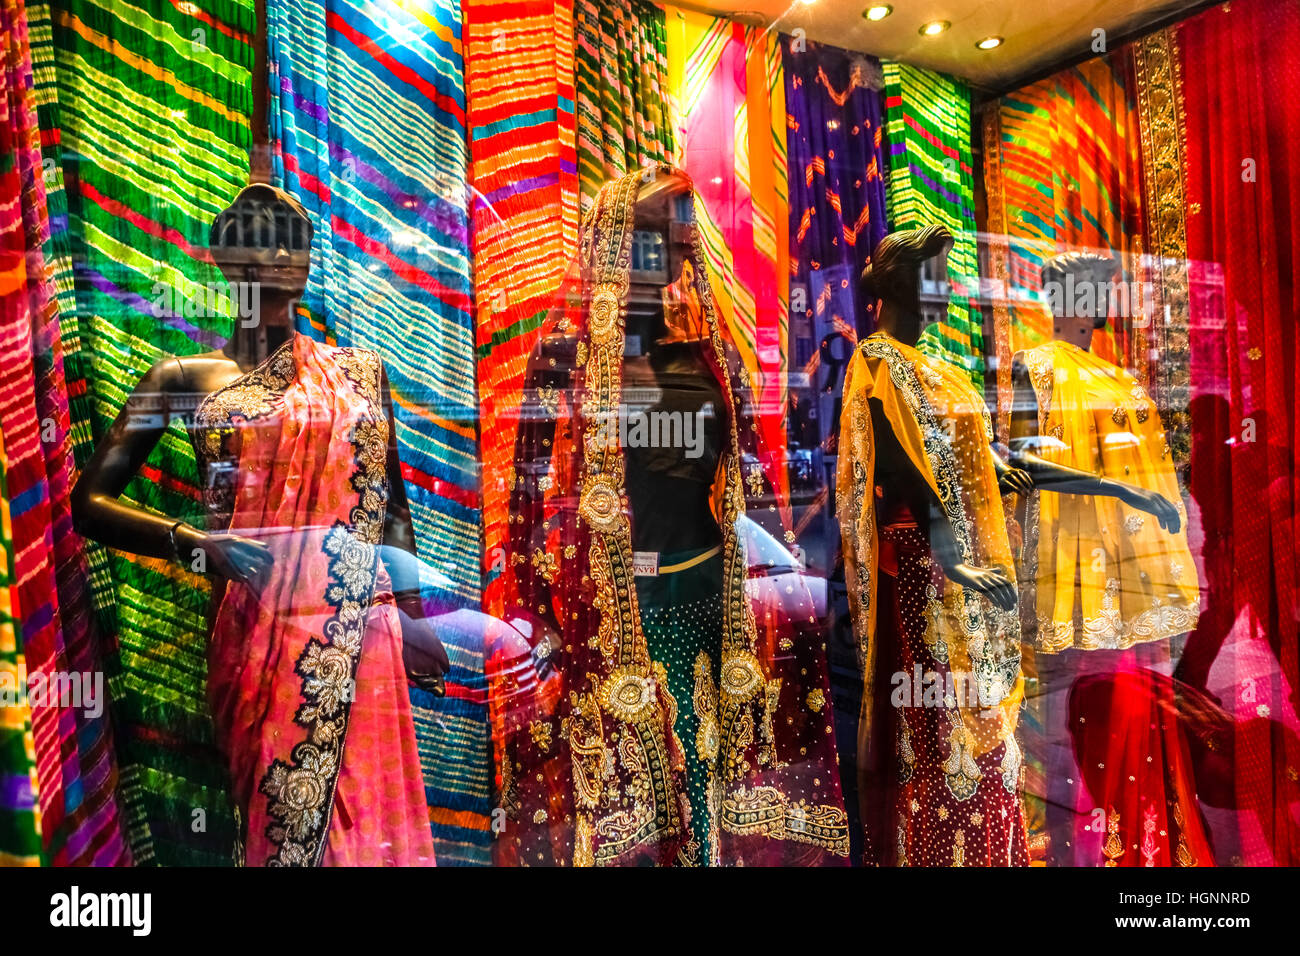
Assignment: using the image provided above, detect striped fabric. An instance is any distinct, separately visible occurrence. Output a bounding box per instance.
[574,0,673,213]
[466,0,579,608]
[981,53,1146,370]
[1,0,131,866]
[409,609,493,866]
[37,0,254,865]
[665,7,790,524]
[268,0,480,611]
[882,61,983,388]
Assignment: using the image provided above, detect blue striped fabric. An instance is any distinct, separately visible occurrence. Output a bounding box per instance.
[268,0,480,610]
[268,0,493,865]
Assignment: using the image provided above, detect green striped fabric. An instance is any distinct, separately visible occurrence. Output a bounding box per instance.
[574,0,673,213]
[34,0,256,865]
[883,61,984,389]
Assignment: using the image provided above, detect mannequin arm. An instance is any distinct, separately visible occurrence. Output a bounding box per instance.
[70,358,273,589]
[869,398,1016,610]
[377,366,449,686]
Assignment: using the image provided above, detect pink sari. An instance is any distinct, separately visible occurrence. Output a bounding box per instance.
[193,332,434,866]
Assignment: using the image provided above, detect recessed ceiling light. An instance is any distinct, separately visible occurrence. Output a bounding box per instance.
[919,20,950,37]
[863,4,892,20]
[976,35,1004,50]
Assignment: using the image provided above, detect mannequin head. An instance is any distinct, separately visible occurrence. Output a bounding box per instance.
[860,223,953,345]
[209,183,313,325]
[1041,251,1119,349]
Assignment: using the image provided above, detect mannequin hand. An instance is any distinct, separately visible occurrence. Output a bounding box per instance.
[398,612,450,696]
[1121,487,1181,533]
[945,563,1017,611]
[997,467,1034,497]
[198,533,274,594]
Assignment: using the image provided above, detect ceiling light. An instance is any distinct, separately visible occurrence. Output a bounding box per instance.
[919,20,950,37]
[863,4,892,20]
[976,35,1004,50]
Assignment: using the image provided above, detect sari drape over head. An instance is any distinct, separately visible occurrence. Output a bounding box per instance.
[497,166,848,866]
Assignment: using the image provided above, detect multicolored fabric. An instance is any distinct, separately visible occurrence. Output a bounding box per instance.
[665,7,790,525]
[267,0,480,611]
[0,459,40,865]
[1,0,130,866]
[465,0,579,608]
[498,167,849,866]
[881,62,982,387]
[37,0,254,865]
[980,53,1148,434]
[574,0,673,213]
[781,37,889,545]
[191,333,435,867]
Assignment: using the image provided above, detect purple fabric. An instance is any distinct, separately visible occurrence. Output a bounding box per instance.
[782,38,888,465]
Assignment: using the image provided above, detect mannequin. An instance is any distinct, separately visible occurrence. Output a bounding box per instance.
[1009,251,1210,867]
[837,224,1177,866]
[498,166,848,866]
[71,152,446,865]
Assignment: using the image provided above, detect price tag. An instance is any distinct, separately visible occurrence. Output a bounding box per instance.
[632,551,660,577]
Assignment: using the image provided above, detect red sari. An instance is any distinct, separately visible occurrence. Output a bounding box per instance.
[193,333,434,866]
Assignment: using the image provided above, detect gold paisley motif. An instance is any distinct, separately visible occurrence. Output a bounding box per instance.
[598,666,658,724]
[588,285,622,342]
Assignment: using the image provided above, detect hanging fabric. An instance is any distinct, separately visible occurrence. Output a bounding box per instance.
[574,0,674,213]
[980,52,1148,437]
[35,0,254,865]
[664,7,791,530]
[882,62,983,388]
[465,0,580,611]
[781,36,889,552]
[268,0,480,611]
[1173,0,1300,867]
[0,0,130,865]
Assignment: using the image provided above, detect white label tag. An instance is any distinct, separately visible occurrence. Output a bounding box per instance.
[632,551,660,577]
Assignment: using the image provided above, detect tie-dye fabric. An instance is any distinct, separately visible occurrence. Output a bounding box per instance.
[574,0,673,213]
[36,0,255,865]
[980,52,1148,429]
[1,0,131,866]
[268,0,480,611]
[882,61,982,388]
[465,0,579,607]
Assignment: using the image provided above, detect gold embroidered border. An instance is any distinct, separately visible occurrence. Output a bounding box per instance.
[1133,28,1192,473]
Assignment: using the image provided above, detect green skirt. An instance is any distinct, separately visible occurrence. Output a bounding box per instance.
[635,546,725,866]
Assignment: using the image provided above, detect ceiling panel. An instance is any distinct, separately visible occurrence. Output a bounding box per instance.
[677,0,1205,91]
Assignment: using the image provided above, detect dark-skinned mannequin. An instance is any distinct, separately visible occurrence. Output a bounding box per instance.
[1008,251,1210,866]
[1008,253,1180,528]
[70,149,448,687]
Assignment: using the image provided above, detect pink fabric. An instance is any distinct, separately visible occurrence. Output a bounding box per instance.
[205,333,434,866]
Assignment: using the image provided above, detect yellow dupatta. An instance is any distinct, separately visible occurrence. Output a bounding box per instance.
[837,332,1023,760]
[1017,340,1199,652]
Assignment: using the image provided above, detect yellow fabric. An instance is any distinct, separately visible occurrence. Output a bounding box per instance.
[838,332,1022,757]
[1017,340,1199,651]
